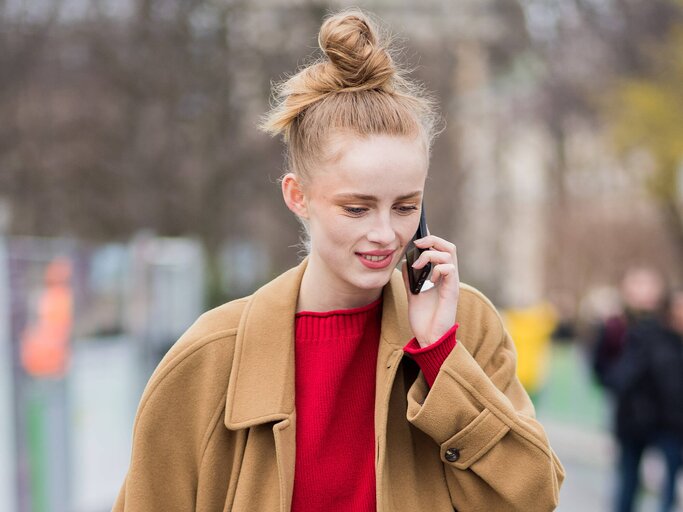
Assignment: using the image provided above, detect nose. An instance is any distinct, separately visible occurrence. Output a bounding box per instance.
[366,211,397,246]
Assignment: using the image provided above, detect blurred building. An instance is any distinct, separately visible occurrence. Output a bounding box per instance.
[0,234,205,511]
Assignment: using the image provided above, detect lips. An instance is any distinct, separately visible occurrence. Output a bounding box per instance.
[356,250,396,269]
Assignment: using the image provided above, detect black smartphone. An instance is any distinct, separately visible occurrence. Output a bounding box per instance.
[405,203,431,294]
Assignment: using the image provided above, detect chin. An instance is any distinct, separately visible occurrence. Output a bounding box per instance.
[351,269,393,290]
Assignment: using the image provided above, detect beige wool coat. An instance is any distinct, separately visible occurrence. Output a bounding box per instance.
[113,256,564,511]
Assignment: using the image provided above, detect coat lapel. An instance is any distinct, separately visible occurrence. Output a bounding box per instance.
[224,257,307,512]
[223,255,305,429]
[374,270,415,511]
[379,268,415,348]
[375,268,415,431]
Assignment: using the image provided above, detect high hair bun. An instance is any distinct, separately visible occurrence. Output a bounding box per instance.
[317,11,395,91]
[259,7,441,178]
[259,9,405,138]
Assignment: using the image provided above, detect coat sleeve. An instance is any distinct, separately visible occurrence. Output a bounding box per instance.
[404,290,564,512]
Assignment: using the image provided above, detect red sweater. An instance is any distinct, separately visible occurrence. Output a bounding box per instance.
[291,296,457,511]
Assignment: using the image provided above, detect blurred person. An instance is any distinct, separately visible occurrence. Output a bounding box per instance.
[602,281,682,512]
[114,9,563,511]
[20,257,74,378]
[591,266,666,387]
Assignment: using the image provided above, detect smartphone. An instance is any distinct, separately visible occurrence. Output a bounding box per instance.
[405,203,431,294]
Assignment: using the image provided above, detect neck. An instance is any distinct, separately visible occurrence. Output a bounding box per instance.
[297,253,382,313]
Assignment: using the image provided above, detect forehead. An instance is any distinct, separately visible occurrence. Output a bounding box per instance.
[310,132,428,199]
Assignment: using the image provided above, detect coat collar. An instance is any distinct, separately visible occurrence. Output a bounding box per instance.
[224,255,413,430]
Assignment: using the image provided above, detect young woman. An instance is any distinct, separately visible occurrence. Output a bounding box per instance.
[114,9,564,511]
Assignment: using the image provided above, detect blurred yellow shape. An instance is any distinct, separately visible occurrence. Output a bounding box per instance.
[503,302,557,397]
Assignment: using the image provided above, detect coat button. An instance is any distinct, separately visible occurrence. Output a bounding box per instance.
[444,448,460,462]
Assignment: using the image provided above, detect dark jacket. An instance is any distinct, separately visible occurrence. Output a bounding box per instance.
[591,314,629,387]
[604,318,683,441]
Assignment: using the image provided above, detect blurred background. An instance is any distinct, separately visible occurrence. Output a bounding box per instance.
[1,0,683,510]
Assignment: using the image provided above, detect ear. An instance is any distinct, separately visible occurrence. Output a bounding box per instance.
[281,173,309,219]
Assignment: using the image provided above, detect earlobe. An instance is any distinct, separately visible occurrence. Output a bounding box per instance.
[281,173,309,219]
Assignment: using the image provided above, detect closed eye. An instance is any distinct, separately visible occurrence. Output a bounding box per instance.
[397,205,419,214]
[342,206,368,215]
[342,205,419,216]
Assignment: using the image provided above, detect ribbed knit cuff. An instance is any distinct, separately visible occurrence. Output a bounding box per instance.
[403,323,459,388]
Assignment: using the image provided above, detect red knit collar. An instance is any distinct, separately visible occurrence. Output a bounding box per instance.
[295,295,383,318]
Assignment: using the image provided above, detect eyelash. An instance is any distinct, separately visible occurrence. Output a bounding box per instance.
[342,205,418,216]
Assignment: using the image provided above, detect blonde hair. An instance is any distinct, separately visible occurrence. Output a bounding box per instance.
[259,8,441,187]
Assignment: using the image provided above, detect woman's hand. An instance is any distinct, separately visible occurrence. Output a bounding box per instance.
[401,235,460,348]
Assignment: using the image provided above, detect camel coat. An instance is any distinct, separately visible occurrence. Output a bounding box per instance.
[113,256,564,511]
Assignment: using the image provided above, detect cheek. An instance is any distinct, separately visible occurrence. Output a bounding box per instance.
[400,219,420,245]
[314,214,359,249]
[334,222,364,248]
[405,223,417,242]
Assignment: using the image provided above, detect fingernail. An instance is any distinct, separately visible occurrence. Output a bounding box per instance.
[411,261,419,268]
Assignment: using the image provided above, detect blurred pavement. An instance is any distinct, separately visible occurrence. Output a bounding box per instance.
[541,407,683,511]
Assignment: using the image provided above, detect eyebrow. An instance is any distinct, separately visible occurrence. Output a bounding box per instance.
[332,191,423,202]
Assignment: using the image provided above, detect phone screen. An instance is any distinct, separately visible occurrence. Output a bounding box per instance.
[405,203,431,294]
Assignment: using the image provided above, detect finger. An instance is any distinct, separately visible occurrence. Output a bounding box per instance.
[414,236,457,259]
[411,249,452,269]
[430,263,458,286]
